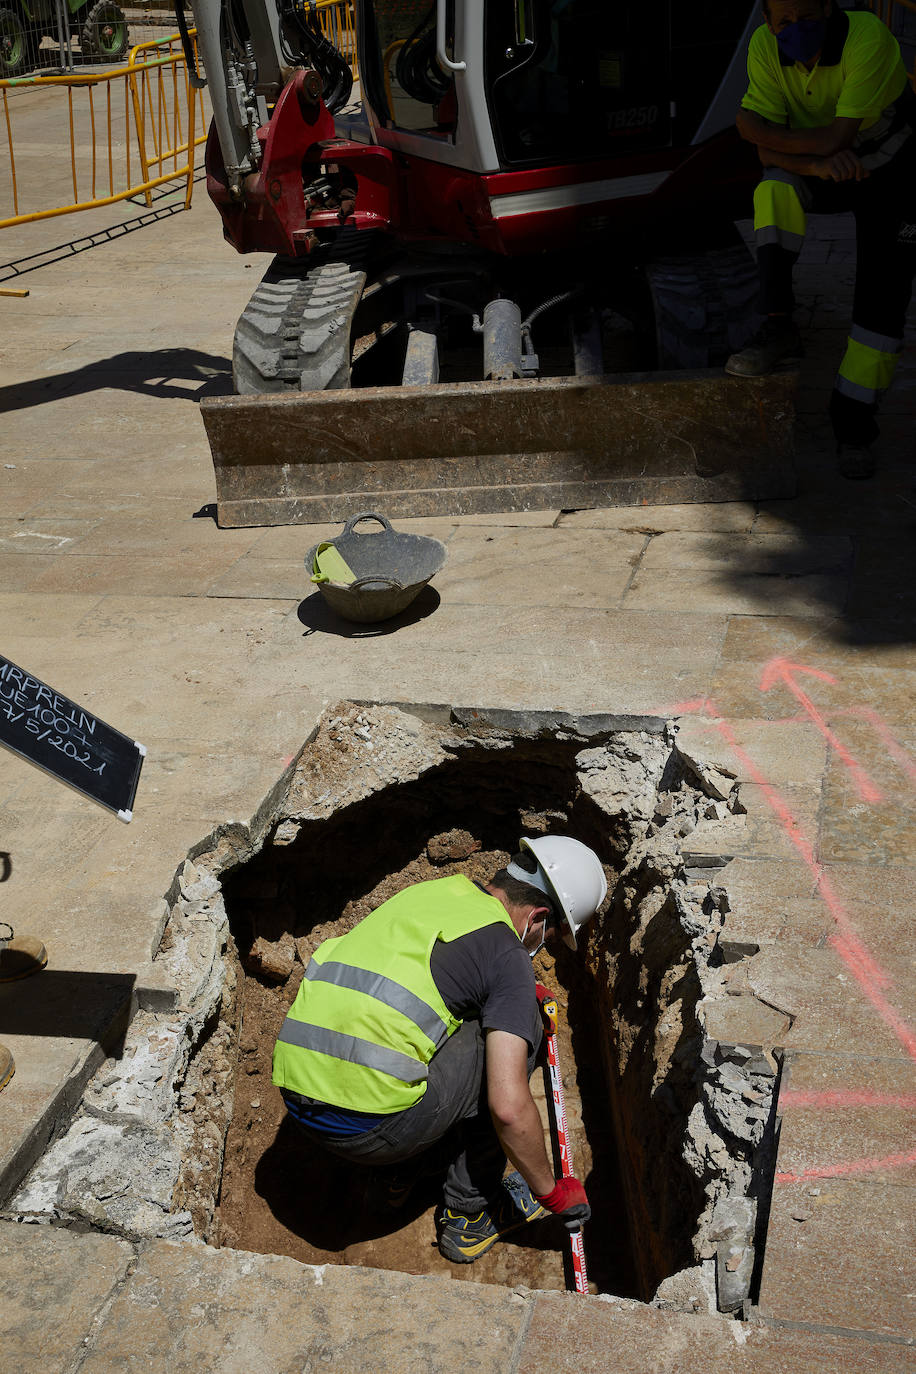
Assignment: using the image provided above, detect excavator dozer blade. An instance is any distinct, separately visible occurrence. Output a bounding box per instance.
[200,369,796,528]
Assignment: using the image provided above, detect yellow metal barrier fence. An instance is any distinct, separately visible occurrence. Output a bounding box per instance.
[316,0,358,71]
[0,32,206,229]
[0,1,356,232]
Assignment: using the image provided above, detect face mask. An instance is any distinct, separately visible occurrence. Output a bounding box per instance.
[776,17,827,63]
[524,916,547,960]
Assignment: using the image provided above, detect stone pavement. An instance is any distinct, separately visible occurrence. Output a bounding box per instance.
[0,173,914,1370]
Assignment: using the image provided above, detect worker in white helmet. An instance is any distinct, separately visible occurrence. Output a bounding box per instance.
[273,834,607,1264]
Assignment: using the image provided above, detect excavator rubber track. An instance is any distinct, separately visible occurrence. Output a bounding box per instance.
[233,230,376,394]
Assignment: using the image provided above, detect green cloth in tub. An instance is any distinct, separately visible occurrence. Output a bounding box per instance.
[311,543,356,585]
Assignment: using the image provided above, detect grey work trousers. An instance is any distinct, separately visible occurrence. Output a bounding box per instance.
[285,1019,541,1213]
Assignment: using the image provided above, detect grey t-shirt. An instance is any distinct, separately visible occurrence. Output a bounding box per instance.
[430,920,541,1053]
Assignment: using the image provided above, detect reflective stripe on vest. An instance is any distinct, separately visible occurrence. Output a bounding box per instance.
[304,958,450,1048]
[835,325,903,404]
[754,173,811,254]
[276,1018,428,1084]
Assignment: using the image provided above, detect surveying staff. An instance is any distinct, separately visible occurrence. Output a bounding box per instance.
[272,835,606,1264]
[725,0,916,479]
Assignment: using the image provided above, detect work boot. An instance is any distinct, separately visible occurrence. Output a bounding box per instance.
[437,1171,549,1264]
[0,1043,13,1092]
[836,444,876,480]
[0,935,47,982]
[725,317,804,377]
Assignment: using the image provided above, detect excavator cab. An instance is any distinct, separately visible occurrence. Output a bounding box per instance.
[355,0,755,169]
[359,0,675,164]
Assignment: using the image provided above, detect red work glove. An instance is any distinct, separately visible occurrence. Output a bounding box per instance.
[535,1176,591,1231]
[535,982,554,1004]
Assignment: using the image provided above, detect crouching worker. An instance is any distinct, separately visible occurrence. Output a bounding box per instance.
[272,835,606,1263]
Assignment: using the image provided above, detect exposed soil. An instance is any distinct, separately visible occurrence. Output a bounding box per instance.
[216,844,639,1296]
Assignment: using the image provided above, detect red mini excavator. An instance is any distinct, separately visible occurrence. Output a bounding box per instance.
[182,0,798,525]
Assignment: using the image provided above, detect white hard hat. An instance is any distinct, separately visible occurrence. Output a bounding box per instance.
[506,835,607,950]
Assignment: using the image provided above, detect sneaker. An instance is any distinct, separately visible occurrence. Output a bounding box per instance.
[437,1171,549,1264]
[0,1043,14,1092]
[725,318,803,377]
[836,444,875,480]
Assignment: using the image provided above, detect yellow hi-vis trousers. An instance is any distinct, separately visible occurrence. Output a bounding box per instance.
[753,164,915,445]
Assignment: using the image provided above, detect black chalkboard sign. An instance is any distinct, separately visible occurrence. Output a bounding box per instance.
[0,656,145,822]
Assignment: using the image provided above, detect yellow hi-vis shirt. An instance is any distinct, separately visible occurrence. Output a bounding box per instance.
[272,875,519,1115]
[741,10,908,135]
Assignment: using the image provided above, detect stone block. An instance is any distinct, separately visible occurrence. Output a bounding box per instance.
[519,1292,910,1372]
[759,1174,916,1339]
[80,1240,528,1374]
[0,1225,134,1374]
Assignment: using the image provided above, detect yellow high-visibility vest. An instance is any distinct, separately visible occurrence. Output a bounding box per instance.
[272,875,519,1114]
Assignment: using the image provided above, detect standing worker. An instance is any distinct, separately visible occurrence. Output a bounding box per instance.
[725,0,916,479]
[272,835,606,1263]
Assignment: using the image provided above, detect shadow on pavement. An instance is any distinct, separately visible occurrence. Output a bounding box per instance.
[0,970,135,1057]
[297,585,442,638]
[0,349,234,412]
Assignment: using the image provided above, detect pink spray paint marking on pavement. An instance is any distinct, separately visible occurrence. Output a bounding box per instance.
[670,698,916,1066]
[780,1089,916,1111]
[759,658,883,803]
[832,706,916,788]
[776,1090,916,1181]
[777,1147,916,1184]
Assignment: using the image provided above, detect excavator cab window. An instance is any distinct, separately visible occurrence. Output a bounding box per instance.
[360,0,458,138]
[486,0,673,166]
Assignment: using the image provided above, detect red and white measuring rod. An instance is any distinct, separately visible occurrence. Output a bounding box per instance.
[541,995,588,1295]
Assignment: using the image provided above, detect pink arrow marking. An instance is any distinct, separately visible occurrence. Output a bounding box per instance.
[760,658,882,803]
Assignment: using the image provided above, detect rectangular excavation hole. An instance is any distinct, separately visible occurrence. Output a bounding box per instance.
[8,703,778,1316]
[208,705,776,1304]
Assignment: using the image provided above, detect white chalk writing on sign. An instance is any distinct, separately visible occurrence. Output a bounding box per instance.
[0,656,145,820]
[0,661,104,775]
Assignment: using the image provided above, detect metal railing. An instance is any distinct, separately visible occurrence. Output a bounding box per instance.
[317,0,357,71]
[0,2,357,232]
[0,32,206,228]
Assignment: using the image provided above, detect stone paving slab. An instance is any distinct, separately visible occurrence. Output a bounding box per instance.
[80,1237,530,1374]
[433,526,646,609]
[556,502,759,533]
[776,1050,916,1184]
[0,1224,135,1374]
[759,1173,916,1339]
[521,1292,914,1373]
[746,946,913,1062]
[2,1223,912,1374]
